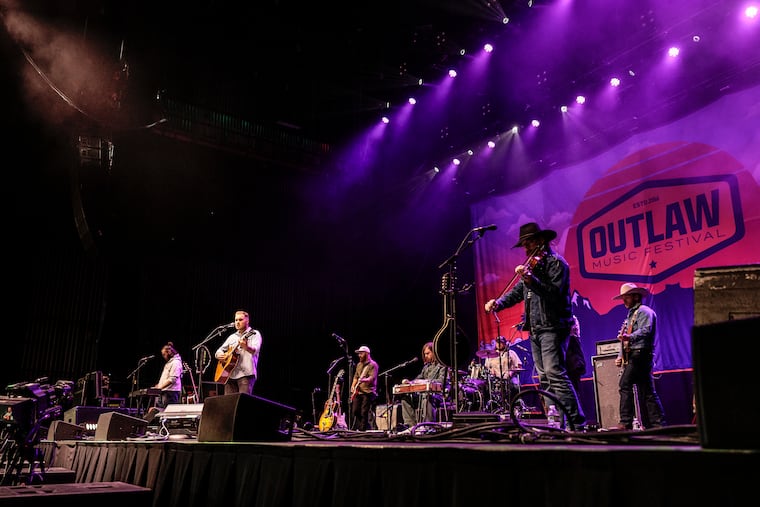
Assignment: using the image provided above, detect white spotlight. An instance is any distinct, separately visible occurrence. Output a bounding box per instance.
[531,119,540,127]
[448,69,457,78]
[511,126,519,134]
[408,97,417,105]
[560,105,568,113]
[575,95,586,105]
[668,47,680,58]
[381,116,390,124]
[484,43,494,53]
[453,158,461,165]
[487,140,496,148]
[610,77,621,87]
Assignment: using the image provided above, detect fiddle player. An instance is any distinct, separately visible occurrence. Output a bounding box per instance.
[398,342,448,429]
[484,222,585,429]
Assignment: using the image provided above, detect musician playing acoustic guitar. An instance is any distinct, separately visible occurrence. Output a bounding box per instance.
[214,310,262,395]
[350,345,378,431]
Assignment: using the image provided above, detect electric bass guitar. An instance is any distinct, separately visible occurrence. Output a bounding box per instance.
[318,369,345,432]
[214,330,255,383]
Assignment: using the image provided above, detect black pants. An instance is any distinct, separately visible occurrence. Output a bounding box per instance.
[351,392,376,431]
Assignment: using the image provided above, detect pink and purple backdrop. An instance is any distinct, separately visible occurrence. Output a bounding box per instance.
[471,84,760,372]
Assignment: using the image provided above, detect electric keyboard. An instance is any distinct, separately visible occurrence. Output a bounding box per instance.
[128,388,162,398]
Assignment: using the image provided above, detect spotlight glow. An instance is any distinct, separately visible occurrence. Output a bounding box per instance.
[610,77,621,87]
[531,119,540,127]
[575,95,586,105]
[408,97,417,105]
[467,149,474,156]
[560,105,568,113]
[487,140,496,148]
[484,43,494,53]
[511,126,519,134]
[433,166,440,173]
[745,5,758,18]
[448,69,457,78]
[381,116,390,124]
[502,17,510,24]
[668,46,680,58]
[453,158,461,165]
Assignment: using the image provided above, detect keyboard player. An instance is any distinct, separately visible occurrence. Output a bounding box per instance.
[397,342,447,429]
[144,342,183,420]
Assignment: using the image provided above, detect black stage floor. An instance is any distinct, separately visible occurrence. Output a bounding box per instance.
[18,420,758,507]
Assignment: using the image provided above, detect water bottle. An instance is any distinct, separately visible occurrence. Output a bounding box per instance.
[546,405,561,429]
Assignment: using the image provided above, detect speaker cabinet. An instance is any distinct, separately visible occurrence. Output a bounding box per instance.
[374,404,399,431]
[47,420,86,441]
[197,393,296,442]
[94,412,148,441]
[694,265,760,325]
[693,316,760,449]
[592,354,620,429]
[64,406,132,426]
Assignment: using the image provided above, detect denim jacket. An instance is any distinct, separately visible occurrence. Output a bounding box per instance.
[494,249,573,334]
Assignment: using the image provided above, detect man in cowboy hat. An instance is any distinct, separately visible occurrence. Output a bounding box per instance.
[612,283,667,430]
[484,222,586,429]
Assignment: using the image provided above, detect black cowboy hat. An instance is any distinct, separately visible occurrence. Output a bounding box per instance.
[513,222,558,248]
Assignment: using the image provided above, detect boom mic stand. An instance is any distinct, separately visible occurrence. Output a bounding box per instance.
[435,226,491,414]
[191,324,231,402]
[377,359,416,432]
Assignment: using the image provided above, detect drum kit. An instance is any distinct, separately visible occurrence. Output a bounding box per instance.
[456,348,526,413]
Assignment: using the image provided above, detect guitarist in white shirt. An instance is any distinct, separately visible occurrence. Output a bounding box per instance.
[214,310,262,395]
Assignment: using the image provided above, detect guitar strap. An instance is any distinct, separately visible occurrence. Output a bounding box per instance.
[626,308,640,335]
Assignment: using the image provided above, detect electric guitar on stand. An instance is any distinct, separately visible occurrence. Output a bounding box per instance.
[319,370,345,432]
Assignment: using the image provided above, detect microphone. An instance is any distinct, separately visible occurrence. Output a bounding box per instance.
[139,355,155,362]
[221,322,235,328]
[404,357,419,367]
[332,333,346,344]
[473,224,497,233]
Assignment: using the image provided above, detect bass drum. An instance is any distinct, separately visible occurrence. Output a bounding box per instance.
[458,381,484,412]
[432,319,471,374]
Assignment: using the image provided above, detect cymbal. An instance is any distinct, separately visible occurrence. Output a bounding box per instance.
[475,349,499,359]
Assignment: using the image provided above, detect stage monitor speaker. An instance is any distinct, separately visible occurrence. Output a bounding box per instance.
[592,354,620,429]
[374,404,399,431]
[693,316,760,449]
[197,393,295,442]
[47,420,86,441]
[94,411,148,441]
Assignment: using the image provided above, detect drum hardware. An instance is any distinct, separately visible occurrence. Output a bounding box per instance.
[475,349,499,359]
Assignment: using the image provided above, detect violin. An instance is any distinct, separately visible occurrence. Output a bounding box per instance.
[489,246,547,309]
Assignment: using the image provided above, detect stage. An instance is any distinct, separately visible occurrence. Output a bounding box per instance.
[19,421,757,507]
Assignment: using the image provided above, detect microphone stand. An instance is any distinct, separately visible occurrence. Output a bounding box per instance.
[191,325,230,402]
[126,357,151,416]
[377,360,414,432]
[340,341,354,431]
[435,227,485,414]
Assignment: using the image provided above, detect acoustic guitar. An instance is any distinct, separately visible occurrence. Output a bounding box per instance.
[214,330,255,383]
[319,369,345,432]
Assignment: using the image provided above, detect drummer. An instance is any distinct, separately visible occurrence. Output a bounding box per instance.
[483,336,523,402]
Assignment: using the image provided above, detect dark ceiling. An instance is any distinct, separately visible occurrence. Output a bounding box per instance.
[5,0,759,184]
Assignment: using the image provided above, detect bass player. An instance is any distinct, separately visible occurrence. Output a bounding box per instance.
[214,309,262,395]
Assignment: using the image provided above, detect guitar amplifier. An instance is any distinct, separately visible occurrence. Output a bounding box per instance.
[595,339,621,356]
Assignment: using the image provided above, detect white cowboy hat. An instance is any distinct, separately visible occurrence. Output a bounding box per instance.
[612,282,650,300]
[355,345,371,354]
